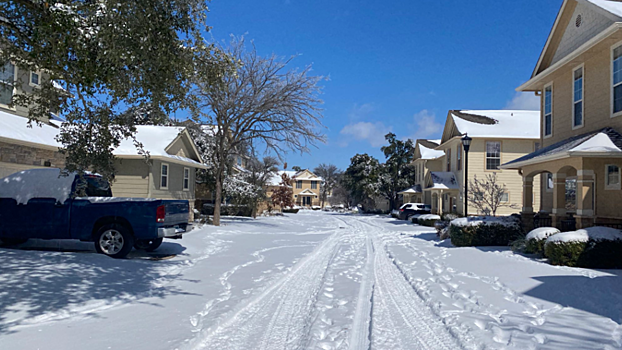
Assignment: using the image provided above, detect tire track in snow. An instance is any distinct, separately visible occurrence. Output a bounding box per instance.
[187,216,355,350]
[354,216,462,350]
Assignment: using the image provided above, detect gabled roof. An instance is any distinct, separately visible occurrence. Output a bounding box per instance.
[398,185,422,195]
[440,110,540,143]
[425,172,459,190]
[0,111,206,168]
[299,189,317,195]
[416,139,444,160]
[522,0,622,90]
[501,127,622,169]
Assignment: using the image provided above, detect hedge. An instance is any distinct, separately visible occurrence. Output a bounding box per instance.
[450,223,524,247]
[418,219,439,227]
[545,239,622,268]
[525,238,548,255]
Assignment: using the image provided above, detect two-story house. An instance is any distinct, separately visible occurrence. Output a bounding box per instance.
[431,110,541,216]
[266,169,324,208]
[399,139,444,205]
[502,0,622,230]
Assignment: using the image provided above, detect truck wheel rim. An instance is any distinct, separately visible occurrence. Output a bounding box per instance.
[100,230,124,255]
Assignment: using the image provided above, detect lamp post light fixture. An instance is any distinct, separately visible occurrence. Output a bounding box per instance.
[461,134,472,217]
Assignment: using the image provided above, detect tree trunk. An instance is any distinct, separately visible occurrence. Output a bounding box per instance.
[213,176,223,226]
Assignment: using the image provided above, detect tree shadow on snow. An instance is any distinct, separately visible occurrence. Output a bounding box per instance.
[524,272,622,323]
[0,241,195,335]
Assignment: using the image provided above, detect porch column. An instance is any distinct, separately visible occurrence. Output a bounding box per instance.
[551,173,567,229]
[521,176,535,232]
[575,170,595,229]
[438,191,444,216]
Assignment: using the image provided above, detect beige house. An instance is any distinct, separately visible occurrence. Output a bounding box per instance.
[501,0,622,230]
[0,111,206,220]
[400,139,445,205]
[266,169,324,208]
[429,110,541,216]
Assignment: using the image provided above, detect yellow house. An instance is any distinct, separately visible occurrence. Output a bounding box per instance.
[501,0,622,230]
[400,139,444,205]
[431,110,541,216]
[266,169,324,208]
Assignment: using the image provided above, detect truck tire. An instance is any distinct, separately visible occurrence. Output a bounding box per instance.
[134,238,163,252]
[94,224,134,259]
[0,238,28,246]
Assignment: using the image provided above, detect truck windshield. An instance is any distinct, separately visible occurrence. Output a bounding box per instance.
[85,176,113,197]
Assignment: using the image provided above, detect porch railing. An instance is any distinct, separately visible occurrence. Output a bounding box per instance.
[533,217,552,228]
[561,219,576,232]
[594,222,622,230]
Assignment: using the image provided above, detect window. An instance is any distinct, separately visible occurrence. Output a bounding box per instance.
[457,146,462,171]
[0,62,15,106]
[485,141,501,170]
[183,167,190,190]
[30,70,40,87]
[546,173,554,192]
[296,180,302,189]
[446,148,451,172]
[573,66,584,128]
[544,84,553,136]
[500,192,509,203]
[606,165,621,190]
[311,181,317,189]
[161,163,169,189]
[614,45,622,115]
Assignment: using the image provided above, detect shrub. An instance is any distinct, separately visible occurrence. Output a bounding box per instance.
[545,239,622,268]
[442,213,460,221]
[524,227,560,255]
[418,219,439,227]
[450,223,524,247]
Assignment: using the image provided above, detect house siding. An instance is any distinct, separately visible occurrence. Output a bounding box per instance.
[111,159,150,198]
[0,140,65,178]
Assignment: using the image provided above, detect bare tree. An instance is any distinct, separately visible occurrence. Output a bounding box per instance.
[466,173,519,216]
[246,156,280,217]
[192,38,326,225]
[313,164,342,208]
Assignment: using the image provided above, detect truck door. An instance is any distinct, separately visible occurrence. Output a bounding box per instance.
[18,198,71,239]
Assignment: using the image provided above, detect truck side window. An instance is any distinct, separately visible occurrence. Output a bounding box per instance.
[85,176,113,197]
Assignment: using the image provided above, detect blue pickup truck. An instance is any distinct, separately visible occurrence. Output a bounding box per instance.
[0,168,190,258]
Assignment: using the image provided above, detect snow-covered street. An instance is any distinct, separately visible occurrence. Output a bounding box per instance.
[2,211,622,350]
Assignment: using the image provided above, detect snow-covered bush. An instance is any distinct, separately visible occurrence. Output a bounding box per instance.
[545,227,622,268]
[442,213,460,222]
[525,227,560,255]
[449,216,523,247]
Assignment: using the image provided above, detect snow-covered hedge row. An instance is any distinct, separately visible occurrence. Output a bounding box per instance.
[544,227,622,268]
[449,216,523,247]
[410,214,441,227]
[525,227,560,255]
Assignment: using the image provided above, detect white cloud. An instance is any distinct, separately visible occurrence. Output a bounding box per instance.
[340,121,393,147]
[348,103,375,121]
[408,110,443,140]
[505,92,540,110]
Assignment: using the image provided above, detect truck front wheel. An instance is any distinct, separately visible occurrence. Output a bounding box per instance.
[134,238,163,252]
[94,224,134,259]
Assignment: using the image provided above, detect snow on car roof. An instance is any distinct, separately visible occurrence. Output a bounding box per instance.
[451,110,540,139]
[0,168,75,205]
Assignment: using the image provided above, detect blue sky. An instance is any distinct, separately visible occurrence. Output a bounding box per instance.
[201,0,563,170]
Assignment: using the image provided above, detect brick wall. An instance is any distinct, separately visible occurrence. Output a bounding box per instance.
[0,141,65,168]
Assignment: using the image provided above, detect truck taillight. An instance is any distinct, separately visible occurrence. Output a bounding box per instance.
[156,205,166,223]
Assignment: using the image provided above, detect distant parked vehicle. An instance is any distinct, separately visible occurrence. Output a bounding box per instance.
[397,203,431,220]
[0,169,189,258]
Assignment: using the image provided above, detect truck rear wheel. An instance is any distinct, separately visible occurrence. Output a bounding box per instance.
[134,238,163,252]
[94,224,134,259]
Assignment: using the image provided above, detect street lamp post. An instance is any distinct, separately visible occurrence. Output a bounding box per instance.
[461,134,472,217]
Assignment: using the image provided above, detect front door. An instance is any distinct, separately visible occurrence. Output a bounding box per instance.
[303,196,311,206]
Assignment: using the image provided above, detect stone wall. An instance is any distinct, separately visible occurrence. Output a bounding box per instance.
[0,141,65,177]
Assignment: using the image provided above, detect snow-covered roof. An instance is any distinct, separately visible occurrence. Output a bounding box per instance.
[418,139,444,160]
[427,172,459,190]
[267,171,297,186]
[586,0,622,18]
[398,185,422,194]
[0,111,204,168]
[502,127,622,168]
[0,110,61,149]
[0,168,75,204]
[450,110,540,139]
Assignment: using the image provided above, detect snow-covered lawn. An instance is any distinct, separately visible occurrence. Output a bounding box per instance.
[1,211,622,349]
